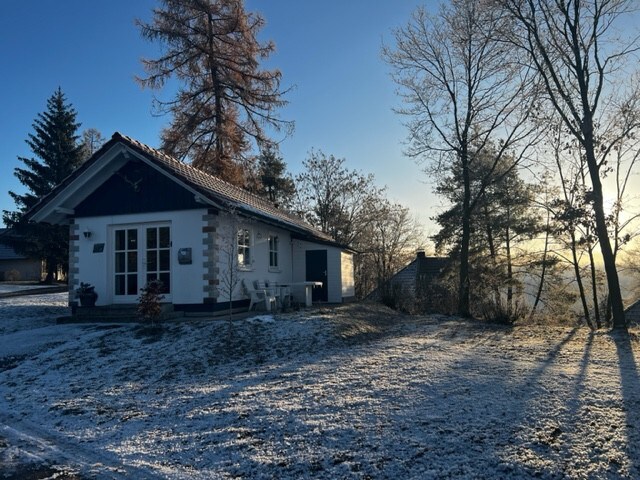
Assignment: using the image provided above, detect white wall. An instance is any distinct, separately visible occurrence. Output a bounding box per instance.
[75,209,206,306]
[292,239,346,303]
[76,208,350,307]
[341,252,355,298]
[215,212,294,302]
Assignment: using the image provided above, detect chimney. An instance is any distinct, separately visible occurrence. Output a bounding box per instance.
[416,250,426,259]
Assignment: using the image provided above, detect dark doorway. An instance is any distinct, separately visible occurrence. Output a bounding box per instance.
[306,250,328,302]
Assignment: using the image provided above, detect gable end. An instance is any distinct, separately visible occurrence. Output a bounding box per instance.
[75,159,203,217]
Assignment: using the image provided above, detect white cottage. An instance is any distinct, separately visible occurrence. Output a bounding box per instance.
[28,133,355,314]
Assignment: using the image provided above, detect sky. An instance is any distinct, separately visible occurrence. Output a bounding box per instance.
[0,0,441,239]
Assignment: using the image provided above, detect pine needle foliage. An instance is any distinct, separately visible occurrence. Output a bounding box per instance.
[2,88,83,283]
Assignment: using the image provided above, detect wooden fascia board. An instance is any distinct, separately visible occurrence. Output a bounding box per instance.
[124,146,223,211]
[289,232,354,252]
[30,144,129,224]
[31,144,223,224]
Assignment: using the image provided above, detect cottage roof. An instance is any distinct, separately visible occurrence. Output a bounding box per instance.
[27,132,343,248]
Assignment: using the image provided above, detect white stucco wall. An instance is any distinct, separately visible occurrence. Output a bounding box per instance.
[75,209,206,306]
[75,208,350,307]
[341,251,355,298]
[215,212,294,303]
[292,239,346,303]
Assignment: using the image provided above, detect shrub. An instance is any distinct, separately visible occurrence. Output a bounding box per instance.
[479,299,527,325]
[137,280,165,325]
[380,282,416,314]
[4,269,20,282]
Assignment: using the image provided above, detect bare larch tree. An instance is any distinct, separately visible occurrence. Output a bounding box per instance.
[137,0,293,186]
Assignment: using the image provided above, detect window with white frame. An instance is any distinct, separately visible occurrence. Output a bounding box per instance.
[268,235,279,269]
[237,228,251,267]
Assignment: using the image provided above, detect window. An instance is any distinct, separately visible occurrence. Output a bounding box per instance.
[269,235,279,269]
[237,228,251,266]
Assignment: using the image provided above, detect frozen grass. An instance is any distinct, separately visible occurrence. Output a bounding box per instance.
[1,296,640,478]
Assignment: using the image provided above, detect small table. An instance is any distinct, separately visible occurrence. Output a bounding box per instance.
[278,281,323,307]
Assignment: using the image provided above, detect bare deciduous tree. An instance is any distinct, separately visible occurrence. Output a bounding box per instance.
[218,209,243,321]
[383,0,538,317]
[358,200,424,298]
[294,150,383,247]
[496,0,640,329]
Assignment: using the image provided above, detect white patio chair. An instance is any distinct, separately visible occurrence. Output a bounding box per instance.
[242,279,276,311]
[268,280,291,309]
[258,280,282,310]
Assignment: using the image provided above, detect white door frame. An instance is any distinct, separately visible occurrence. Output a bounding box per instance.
[108,222,172,304]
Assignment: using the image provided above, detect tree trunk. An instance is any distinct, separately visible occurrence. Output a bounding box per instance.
[529,209,551,321]
[587,243,602,329]
[207,12,225,168]
[582,133,626,329]
[484,203,501,307]
[570,229,594,330]
[458,155,472,317]
[506,224,513,316]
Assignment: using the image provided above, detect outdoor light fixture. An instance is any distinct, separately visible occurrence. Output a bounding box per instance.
[83,229,92,239]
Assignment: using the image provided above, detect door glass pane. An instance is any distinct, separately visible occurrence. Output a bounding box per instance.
[115,252,125,273]
[159,227,170,248]
[159,250,170,271]
[115,228,139,297]
[127,274,138,295]
[127,229,137,249]
[127,252,138,272]
[115,275,125,295]
[145,226,171,295]
[115,230,125,250]
[147,228,157,249]
[159,272,170,293]
[147,251,157,271]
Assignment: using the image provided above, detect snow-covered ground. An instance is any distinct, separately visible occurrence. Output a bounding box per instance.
[1,294,640,479]
[0,283,56,294]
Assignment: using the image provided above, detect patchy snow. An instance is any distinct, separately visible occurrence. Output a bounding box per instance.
[1,297,640,479]
[0,283,48,294]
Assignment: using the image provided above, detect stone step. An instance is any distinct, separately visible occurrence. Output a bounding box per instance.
[69,303,180,323]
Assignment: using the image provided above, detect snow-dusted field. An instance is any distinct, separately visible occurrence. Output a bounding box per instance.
[1,293,640,479]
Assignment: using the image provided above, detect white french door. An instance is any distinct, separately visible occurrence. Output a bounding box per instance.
[112,223,171,303]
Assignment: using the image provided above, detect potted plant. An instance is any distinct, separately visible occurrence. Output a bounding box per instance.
[76,282,98,307]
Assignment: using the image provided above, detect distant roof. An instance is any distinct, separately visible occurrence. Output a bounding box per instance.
[0,229,28,260]
[366,253,449,300]
[27,132,346,249]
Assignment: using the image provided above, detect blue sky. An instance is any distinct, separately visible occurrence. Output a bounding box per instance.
[0,0,440,236]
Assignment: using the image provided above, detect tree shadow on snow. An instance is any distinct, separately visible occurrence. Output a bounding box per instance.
[612,330,640,477]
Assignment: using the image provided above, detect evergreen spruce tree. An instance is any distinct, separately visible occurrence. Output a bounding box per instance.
[2,88,84,283]
[255,145,295,208]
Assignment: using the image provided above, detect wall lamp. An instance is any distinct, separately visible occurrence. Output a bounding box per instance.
[83,228,92,239]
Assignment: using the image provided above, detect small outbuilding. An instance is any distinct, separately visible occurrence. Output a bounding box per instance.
[367,251,449,310]
[27,132,355,313]
[0,229,43,282]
